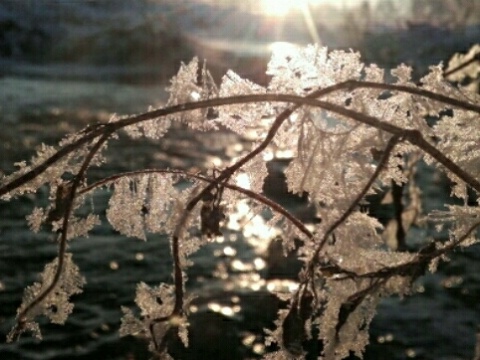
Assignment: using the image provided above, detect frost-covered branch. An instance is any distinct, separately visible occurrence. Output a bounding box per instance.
[80,169,313,239]
[8,133,109,341]
[2,80,479,198]
[3,45,480,359]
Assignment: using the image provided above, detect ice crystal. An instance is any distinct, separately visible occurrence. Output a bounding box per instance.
[216,70,271,137]
[124,108,172,140]
[165,57,219,131]
[144,174,181,234]
[446,44,480,82]
[26,207,46,233]
[8,253,85,341]
[120,282,192,355]
[267,45,363,94]
[107,176,149,240]
[236,152,268,194]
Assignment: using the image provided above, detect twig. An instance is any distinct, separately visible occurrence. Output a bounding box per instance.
[78,169,313,240]
[444,52,480,78]
[313,134,401,261]
[2,80,479,198]
[343,80,480,114]
[337,220,480,281]
[165,85,329,316]
[11,132,111,339]
[306,101,480,193]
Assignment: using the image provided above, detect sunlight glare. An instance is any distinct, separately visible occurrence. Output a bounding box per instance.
[260,0,292,17]
[260,0,326,17]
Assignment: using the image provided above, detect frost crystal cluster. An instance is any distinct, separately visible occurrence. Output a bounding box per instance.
[1,44,480,359]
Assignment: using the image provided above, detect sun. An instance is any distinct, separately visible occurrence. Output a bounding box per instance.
[259,0,294,17]
[259,0,329,17]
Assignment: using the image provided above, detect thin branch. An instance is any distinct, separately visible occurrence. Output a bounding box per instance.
[165,86,480,315]
[305,135,401,282]
[344,79,480,114]
[79,169,313,240]
[309,101,480,193]
[337,220,480,281]
[10,132,111,339]
[444,52,480,78]
[0,91,336,197]
[165,84,350,316]
[80,164,316,324]
[2,80,479,198]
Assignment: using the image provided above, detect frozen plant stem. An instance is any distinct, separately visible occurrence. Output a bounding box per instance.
[312,135,401,266]
[3,45,480,359]
[2,81,480,198]
[79,169,312,240]
[9,132,112,340]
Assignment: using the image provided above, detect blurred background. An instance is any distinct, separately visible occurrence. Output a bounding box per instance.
[1,0,479,82]
[0,1,479,359]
